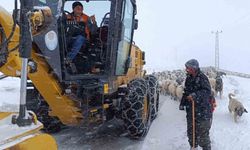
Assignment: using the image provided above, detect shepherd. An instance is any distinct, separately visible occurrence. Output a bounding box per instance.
[179,59,213,150]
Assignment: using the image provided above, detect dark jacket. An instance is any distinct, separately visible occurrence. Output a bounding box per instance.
[180,69,212,121]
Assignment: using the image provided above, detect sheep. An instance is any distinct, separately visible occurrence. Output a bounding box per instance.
[168,81,178,99]
[207,71,217,78]
[208,78,216,91]
[175,84,184,101]
[162,79,171,95]
[158,81,164,95]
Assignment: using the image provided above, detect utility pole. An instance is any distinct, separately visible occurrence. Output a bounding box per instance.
[211,30,222,71]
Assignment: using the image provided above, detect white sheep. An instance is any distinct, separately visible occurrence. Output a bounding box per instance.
[168,81,178,99]
[162,79,171,95]
[175,84,184,101]
[208,78,216,91]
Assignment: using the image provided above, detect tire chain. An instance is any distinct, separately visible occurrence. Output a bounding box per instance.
[122,78,150,138]
[145,75,159,120]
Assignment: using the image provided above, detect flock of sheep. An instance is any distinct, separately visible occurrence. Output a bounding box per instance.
[154,67,220,101]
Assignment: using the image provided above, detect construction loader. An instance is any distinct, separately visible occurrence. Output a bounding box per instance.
[0,0,57,149]
[0,0,159,148]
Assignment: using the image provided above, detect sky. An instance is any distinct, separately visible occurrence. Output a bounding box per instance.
[1,0,250,73]
[134,0,250,73]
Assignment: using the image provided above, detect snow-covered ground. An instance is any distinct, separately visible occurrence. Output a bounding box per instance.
[0,75,250,150]
[142,75,250,150]
[0,76,20,112]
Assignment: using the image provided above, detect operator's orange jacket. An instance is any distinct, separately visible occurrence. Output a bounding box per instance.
[66,13,90,40]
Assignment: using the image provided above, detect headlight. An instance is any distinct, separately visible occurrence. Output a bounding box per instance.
[45,30,58,51]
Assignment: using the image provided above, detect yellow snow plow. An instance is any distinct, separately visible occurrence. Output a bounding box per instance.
[0,0,57,149]
[0,112,57,150]
[0,1,159,148]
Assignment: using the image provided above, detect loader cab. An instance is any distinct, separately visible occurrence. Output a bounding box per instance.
[60,0,137,81]
[61,1,111,76]
[32,0,137,85]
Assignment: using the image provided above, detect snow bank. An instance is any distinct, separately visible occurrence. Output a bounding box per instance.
[0,77,20,111]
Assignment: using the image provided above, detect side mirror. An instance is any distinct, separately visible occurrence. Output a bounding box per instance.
[134,19,138,30]
[142,51,145,60]
[142,51,146,65]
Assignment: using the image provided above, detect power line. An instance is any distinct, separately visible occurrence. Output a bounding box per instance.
[211,30,222,71]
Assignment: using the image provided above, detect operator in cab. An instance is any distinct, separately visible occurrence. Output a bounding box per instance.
[66,1,97,63]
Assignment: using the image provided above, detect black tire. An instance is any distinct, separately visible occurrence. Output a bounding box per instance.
[122,78,151,139]
[145,75,160,120]
[26,88,63,133]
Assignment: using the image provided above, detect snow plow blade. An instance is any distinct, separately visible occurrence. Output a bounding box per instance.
[0,112,57,150]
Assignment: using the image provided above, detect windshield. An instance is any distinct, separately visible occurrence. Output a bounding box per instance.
[115,0,134,75]
[64,1,111,26]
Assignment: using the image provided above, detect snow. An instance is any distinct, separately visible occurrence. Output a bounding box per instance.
[0,75,250,149]
[141,96,189,149]
[142,75,250,150]
[0,76,20,112]
[210,76,250,150]
[0,113,42,149]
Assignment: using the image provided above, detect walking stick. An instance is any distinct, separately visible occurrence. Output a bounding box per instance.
[191,97,195,150]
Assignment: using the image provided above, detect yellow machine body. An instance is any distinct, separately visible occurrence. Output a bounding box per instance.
[0,5,146,126]
[0,6,82,125]
[0,0,152,145]
[0,112,57,150]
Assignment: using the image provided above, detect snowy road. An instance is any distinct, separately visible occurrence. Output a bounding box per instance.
[1,75,250,150]
[53,76,250,150]
[52,95,168,150]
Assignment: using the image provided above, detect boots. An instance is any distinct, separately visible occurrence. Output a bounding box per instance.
[202,145,211,150]
[190,146,211,150]
[190,145,211,150]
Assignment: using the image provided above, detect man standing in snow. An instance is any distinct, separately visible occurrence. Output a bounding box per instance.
[179,59,212,150]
